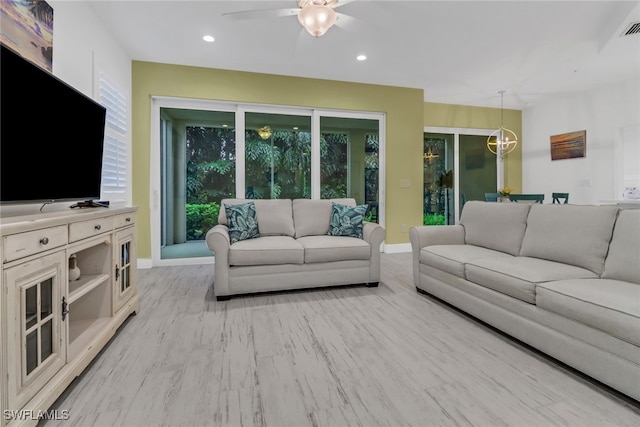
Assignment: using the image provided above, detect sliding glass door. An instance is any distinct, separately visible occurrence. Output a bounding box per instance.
[244,112,311,199]
[151,98,384,265]
[424,127,496,224]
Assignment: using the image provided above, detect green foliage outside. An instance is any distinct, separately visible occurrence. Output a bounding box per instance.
[423,213,446,226]
[184,124,379,241]
[186,202,220,240]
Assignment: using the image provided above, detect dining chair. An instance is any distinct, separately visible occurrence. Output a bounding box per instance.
[509,194,545,204]
[484,192,500,202]
[552,192,569,204]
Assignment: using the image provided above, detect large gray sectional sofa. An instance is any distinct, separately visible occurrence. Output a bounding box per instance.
[206,198,385,301]
[410,201,640,401]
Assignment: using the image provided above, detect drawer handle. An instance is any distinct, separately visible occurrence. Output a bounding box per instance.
[95,224,102,231]
[126,217,131,222]
[40,237,49,245]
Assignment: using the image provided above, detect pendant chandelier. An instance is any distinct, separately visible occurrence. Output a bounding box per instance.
[423,146,439,163]
[487,90,518,157]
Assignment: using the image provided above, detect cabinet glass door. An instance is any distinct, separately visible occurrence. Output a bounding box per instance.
[115,228,136,312]
[6,251,65,410]
[23,277,55,377]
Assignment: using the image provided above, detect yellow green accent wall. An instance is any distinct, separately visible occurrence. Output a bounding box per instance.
[132,61,424,258]
[423,102,523,192]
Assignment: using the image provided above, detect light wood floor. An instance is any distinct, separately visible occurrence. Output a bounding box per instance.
[44,253,640,427]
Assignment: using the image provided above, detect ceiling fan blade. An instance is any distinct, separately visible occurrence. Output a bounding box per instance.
[334,0,356,8]
[333,13,367,33]
[223,8,299,21]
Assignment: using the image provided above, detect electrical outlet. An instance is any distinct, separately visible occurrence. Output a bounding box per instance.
[401,224,407,233]
[400,179,410,188]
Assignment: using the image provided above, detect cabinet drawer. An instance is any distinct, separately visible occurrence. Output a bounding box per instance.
[3,225,68,262]
[69,216,115,242]
[114,212,136,229]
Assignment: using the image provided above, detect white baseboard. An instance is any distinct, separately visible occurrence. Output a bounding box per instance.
[137,258,153,269]
[137,257,215,269]
[383,243,412,253]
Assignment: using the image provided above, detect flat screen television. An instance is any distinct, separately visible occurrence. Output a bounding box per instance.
[0,43,107,206]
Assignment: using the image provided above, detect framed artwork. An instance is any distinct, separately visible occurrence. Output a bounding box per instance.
[550,130,586,160]
[0,0,54,72]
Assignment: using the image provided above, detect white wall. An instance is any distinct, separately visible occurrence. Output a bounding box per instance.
[0,2,131,217]
[49,1,130,104]
[522,76,640,205]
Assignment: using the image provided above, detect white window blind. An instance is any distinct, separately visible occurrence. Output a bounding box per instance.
[97,69,128,202]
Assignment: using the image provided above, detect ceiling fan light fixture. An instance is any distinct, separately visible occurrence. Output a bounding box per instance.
[257,126,272,140]
[298,1,337,37]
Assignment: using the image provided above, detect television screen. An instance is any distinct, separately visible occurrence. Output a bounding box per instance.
[0,44,106,205]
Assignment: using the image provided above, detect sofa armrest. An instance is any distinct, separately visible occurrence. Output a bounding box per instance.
[409,225,465,286]
[363,221,385,246]
[363,221,385,282]
[205,224,231,296]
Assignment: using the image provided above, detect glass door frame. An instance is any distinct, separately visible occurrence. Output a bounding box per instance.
[424,126,499,223]
[151,97,385,266]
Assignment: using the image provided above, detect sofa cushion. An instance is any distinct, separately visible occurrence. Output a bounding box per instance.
[420,244,514,279]
[219,199,295,237]
[466,256,599,304]
[228,236,303,266]
[328,202,368,238]
[297,235,370,263]
[293,198,356,238]
[224,201,260,244]
[602,209,640,284]
[537,278,640,346]
[459,201,531,256]
[520,204,618,275]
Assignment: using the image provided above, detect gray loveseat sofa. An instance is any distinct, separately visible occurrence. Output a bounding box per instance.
[410,201,639,401]
[206,198,385,300]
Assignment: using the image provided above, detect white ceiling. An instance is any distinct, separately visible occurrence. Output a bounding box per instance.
[87,0,640,109]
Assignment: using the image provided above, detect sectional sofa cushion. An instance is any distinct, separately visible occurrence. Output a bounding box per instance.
[293,198,356,238]
[459,201,531,256]
[297,235,370,263]
[420,245,514,278]
[537,278,640,346]
[219,199,295,237]
[465,257,599,304]
[602,209,640,284]
[228,236,303,266]
[519,204,618,275]
[224,201,260,244]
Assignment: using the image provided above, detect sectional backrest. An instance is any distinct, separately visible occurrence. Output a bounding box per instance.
[520,204,619,275]
[459,201,531,256]
[602,209,640,284]
[218,198,295,237]
[293,198,356,238]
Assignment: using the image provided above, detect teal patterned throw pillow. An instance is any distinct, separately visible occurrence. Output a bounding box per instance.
[328,202,368,238]
[225,202,260,244]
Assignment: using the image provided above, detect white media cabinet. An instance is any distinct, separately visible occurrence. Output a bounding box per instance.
[0,206,139,426]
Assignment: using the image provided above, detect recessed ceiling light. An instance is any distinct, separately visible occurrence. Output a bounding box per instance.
[357,54,367,61]
[203,35,215,42]
[293,126,299,130]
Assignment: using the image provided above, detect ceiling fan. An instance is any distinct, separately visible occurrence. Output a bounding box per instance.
[223,0,356,37]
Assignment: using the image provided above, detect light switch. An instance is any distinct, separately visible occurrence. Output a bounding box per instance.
[400,179,410,188]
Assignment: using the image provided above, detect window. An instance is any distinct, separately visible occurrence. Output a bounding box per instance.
[151,98,384,265]
[96,67,128,202]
